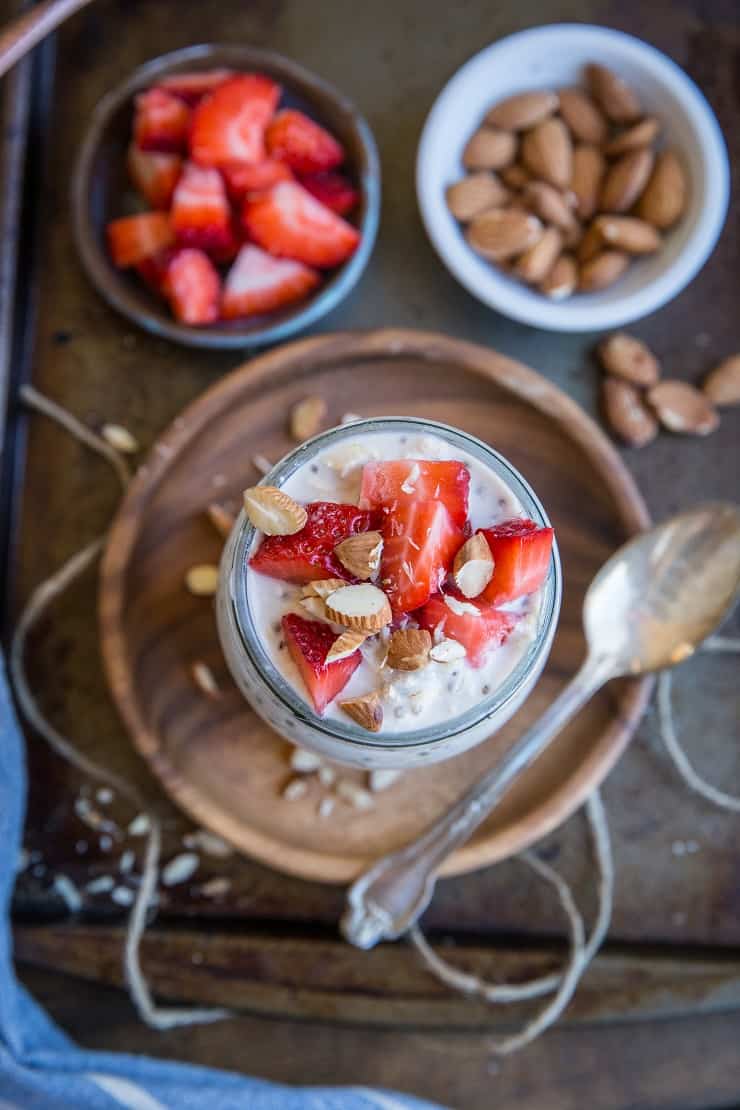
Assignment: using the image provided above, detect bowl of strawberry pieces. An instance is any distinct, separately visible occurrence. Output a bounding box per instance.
[73,45,380,348]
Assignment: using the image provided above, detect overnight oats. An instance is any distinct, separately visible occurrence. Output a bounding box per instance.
[217,418,561,769]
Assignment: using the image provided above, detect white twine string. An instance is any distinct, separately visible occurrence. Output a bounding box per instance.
[11,386,230,1030]
[9,386,739,1050]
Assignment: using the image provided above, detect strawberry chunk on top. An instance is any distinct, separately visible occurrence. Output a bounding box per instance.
[479,519,554,605]
[107,211,174,268]
[221,158,293,201]
[170,162,236,257]
[282,613,361,714]
[299,171,359,215]
[164,248,221,326]
[156,68,234,105]
[266,109,344,174]
[133,88,191,153]
[243,181,360,269]
[222,244,320,319]
[380,499,464,614]
[360,460,471,528]
[250,501,378,583]
[190,74,280,168]
[416,592,518,668]
[127,144,182,209]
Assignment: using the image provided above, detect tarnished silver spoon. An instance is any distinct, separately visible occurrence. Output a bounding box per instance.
[342,503,740,950]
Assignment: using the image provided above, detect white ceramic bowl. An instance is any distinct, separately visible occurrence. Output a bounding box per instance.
[416,24,729,332]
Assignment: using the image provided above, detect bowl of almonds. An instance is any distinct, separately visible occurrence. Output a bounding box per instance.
[417,25,729,331]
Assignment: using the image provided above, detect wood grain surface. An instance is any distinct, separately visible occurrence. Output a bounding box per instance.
[99,329,650,881]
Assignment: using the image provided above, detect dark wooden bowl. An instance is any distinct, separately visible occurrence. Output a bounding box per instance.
[72,44,381,349]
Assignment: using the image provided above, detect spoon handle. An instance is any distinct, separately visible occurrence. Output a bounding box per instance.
[342,654,612,949]
[0,0,96,81]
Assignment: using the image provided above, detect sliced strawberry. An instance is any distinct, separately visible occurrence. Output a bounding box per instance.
[282,613,361,714]
[479,519,554,605]
[266,109,344,174]
[133,88,191,153]
[135,247,176,296]
[380,500,464,614]
[107,212,174,268]
[360,460,470,528]
[127,144,181,209]
[416,592,518,668]
[243,181,360,269]
[164,248,220,326]
[250,501,378,583]
[221,244,320,319]
[300,172,359,215]
[190,74,280,168]
[170,161,236,257]
[222,158,293,201]
[156,68,234,105]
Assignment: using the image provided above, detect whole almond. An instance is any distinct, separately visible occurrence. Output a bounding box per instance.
[598,333,661,386]
[601,379,659,447]
[467,208,543,261]
[446,172,509,221]
[604,117,660,157]
[334,531,383,580]
[515,226,563,284]
[578,250,630,292]
[570,144,605,221]
[577,221,604,264]
[325,629,369,664]
[522,181,578,233]
[500,163,532,190]
[302,577,348,599]
[702,355,740,407]
[540,252,578,299]
[600,148,654,213]
[593,215,661,254]
[452,533,494,597]
[486,90,559,131]
[463,127,517,171]
[558,87,609,144]
[636,150,687,229]
[387,628,432,671]
[243,486,307,535]
[647,381,720,435]
[290,396,327,442]
[325,583,392,632]
[586,64,641,123]
[521,117,572,189]
[340,691,383,732]
[185,564,220,597]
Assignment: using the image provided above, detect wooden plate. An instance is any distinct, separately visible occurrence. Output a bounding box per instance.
[100,329,651,883]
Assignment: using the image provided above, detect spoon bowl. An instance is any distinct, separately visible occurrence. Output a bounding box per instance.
[584,503,740,677]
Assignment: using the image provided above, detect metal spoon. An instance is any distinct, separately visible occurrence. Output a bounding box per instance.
[342,503,740,950]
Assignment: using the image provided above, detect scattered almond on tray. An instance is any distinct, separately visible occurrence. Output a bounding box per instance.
[446,64,689,299]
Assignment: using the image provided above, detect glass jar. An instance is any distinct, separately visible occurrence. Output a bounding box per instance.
[217,417,561,770]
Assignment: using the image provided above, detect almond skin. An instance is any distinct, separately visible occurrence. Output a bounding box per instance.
[302,578,348,599]
[334,531,383,580]
[702,355,740,407]
[515,226,563,284]
[578,250,630,292]
[290,396,327,442]
[597,333,661,387]
[558,87,609,144]
[340,691,383,732]
[540,252,578,299]
[206,502,236,539]
[600,148,654,213]
[446,172,509,221]
[387,628,432,671]
[325,629,369,663]
[243,486,307,535]
[466,208,543,261]
[463,127,517,171]
[593,215,661,254]
[604,117,660,157]
[577,221,605,264]
[521,117,572,189]
[485,90,559,131]
[522,181,578,233]
[602,379,659,447]
[570,144,605,221]
[636,150,687,230]
[586,64,641,123]
[647,381,720,436]
[500,163,532,190]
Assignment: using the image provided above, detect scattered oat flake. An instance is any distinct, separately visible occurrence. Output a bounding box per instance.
[199,877,232,898]
[206,502,235,540]
[102,423,139,454]
[53,874,82,912]
[96,787,114,805]
[111,886,135,907]
[128,814,150,837]
[162,852,200,886]
[336,780,375,811]
[318,797,336,819]
[318,765,337,787]
[99,834,113,852]
[85,875,115,894]
[369,768,403,792]
[252,453,272,476]
[185,564,219,596]
[16,849,30,873]
[190,661,221,699]
[182,830,233,858]
[290,748,323,773]
[341,412,361,424]
[282,778,309,801]
[119,850,135,874]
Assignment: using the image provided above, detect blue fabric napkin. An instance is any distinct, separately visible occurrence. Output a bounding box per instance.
[0,660,444,1110]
